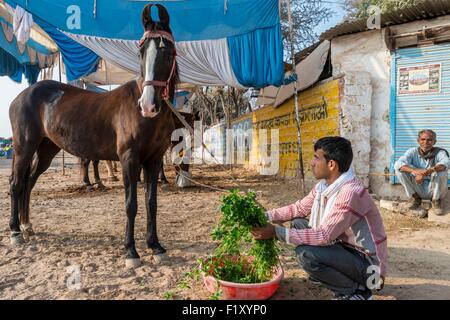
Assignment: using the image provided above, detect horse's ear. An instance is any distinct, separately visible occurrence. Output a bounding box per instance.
[141,4,153,30]
[156,4,170,28]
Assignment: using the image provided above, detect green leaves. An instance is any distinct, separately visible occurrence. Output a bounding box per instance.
[200,189,280,284]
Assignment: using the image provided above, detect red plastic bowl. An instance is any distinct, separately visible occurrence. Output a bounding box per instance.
[201,265,284,300]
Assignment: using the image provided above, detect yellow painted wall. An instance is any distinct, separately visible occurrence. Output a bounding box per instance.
[232,79,341,177]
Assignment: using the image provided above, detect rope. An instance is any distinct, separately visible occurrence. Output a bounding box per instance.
[164,98,268,209]
[164,97,241,186]
[369,172,396,177]
[174,166,230,193]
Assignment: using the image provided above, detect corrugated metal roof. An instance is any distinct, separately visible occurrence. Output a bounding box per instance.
[320,0,450,40]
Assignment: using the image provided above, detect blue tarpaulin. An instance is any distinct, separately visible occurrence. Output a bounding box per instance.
[5,0,284,88]
[0,3,58,83]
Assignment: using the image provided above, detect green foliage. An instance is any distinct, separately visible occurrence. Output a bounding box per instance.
[163,291,175,300]
[177,272,192,289]
[344,0,417,19]
[200,190,280,284]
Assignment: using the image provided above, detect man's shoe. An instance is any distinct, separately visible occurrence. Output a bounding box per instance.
[429,199,444,216]
[307,275,321,285]
[407,194,422,210]
[410,208,428,218]
[332,289,373,300]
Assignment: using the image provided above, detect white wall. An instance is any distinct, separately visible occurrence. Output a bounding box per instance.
[339,72,372,188]
[331,29,394,197]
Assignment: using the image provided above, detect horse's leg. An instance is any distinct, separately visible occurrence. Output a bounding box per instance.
[92,160,106,189]
[81,159,93,190]
[137,165,143,184]
[21,139,61,238]
[143,159,166,254]
[120,153,141,267]
[105,160,119,182]
[10,149,36,245]
[158,162,169,185]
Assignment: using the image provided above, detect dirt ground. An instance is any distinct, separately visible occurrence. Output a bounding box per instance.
[0,160,449,300]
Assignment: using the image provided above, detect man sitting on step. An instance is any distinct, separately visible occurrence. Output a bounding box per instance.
[394,129,450,216]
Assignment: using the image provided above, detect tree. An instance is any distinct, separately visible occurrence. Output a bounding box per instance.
[343,0,417,19]
[190,1,334,125]
[189,87,251,127]
[280,0,334,56]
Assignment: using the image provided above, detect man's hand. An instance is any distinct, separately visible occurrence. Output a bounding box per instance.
[250,224,276,240]
[412,168,427,176]
[415,173,424,185]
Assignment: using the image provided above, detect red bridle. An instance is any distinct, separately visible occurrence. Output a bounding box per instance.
[139,30,177,99]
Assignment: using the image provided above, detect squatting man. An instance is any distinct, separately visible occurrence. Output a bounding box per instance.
[395,129,449,217]
[251,136,387,300]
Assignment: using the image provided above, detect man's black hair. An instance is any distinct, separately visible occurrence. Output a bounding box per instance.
[314,136,353,173]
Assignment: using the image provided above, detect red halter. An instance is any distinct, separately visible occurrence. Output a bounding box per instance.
[139,30,177,99]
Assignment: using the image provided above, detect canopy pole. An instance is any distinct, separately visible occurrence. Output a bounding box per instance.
[93,0,97,19]
[58,53,65,176]
[287,0,305,194]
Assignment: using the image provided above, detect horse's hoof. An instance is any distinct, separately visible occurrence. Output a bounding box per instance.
[153,253,168,264]
[20,223,35,237]
[125,258,142,269]
[10,232,25,245]
[148,243,166,255]
[97,183,107,190]
[160,183,169,190]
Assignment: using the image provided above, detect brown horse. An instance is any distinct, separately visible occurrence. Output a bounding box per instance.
[81,111,199,188]
[8,4,177,267]
[80,159,106,190]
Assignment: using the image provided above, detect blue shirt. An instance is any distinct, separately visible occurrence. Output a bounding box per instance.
[394,147,450,172]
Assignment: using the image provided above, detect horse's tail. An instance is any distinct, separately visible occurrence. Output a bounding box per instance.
[9,152,15,185]
[79,157,83,179]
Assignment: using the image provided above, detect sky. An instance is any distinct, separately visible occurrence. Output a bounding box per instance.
[0,2,346,138]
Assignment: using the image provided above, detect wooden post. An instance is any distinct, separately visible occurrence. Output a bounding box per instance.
[287,0,305,194]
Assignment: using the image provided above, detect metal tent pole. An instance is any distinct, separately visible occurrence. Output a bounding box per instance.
[287,0,305,193]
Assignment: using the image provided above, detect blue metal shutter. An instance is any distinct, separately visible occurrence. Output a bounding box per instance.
[390,43,450,184]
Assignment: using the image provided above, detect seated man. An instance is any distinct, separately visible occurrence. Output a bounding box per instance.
[251,137,387,300]
[394,129,449,216]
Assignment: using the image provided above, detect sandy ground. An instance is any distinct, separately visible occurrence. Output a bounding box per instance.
[0,160,449,300]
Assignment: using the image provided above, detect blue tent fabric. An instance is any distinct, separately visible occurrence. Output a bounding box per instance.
[5,0,280,41]
[5,0,284,87]
[0,47,41,84]
[0,47,22,82]
[23,63,41,84]
[0,9,56,83]
[0,16,54,62]
[227,24,284,88]
[35,18,100,81]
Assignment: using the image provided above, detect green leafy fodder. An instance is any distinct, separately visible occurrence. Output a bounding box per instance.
[201,190,280,284]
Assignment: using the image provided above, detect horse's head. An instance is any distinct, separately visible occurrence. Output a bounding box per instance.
[138,4,177,118]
